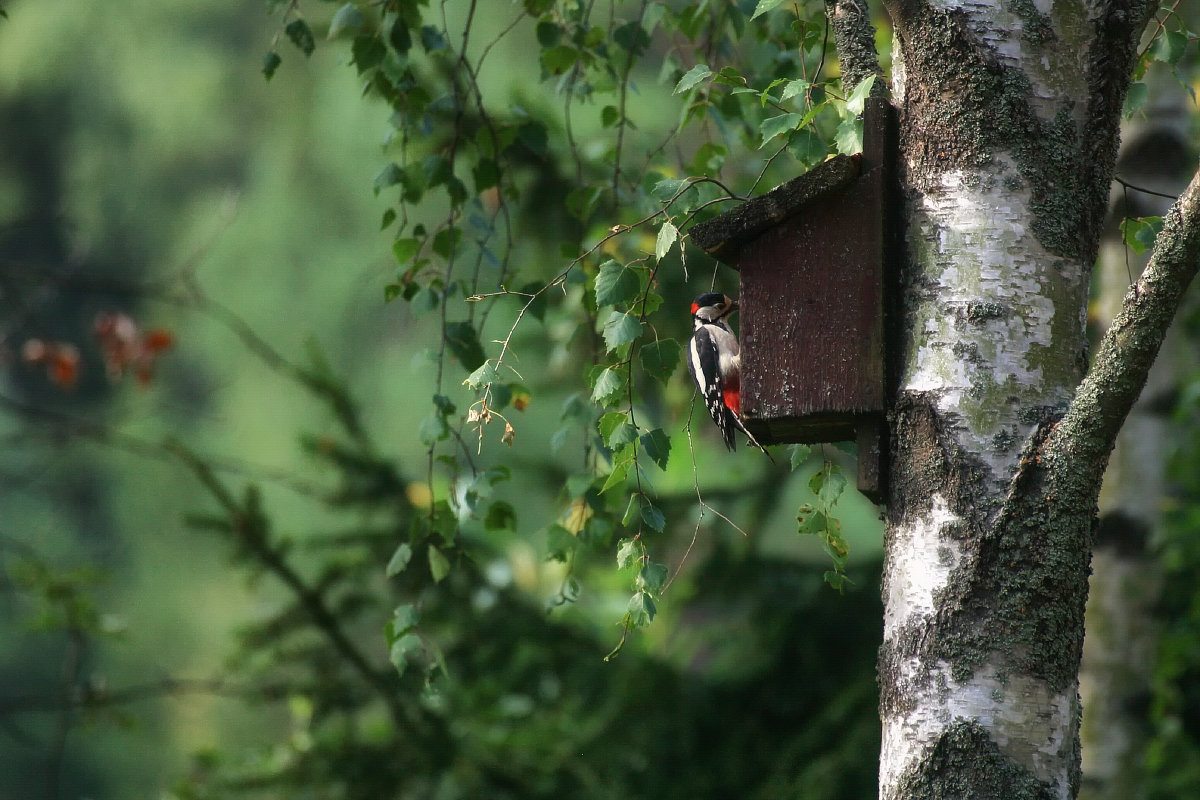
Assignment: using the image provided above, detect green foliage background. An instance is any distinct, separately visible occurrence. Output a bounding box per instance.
[0,1,887,797]
[1,0,1198,798]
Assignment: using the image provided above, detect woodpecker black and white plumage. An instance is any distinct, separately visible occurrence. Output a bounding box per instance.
[686,293,771,459]
[687,293,741,449]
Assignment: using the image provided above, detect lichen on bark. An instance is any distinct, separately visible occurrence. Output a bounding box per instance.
[876,0,1167,797]
[895,720,1061,800]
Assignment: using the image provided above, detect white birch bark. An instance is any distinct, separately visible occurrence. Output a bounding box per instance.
[877,0,1155,797]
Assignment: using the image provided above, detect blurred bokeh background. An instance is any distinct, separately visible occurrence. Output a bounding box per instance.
[1,2,1198,799]
[0,2,887,797]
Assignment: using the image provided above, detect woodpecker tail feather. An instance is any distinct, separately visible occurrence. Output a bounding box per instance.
[730,410,775,464]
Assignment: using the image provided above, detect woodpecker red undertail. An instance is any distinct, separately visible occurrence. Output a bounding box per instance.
[686,292,772,460]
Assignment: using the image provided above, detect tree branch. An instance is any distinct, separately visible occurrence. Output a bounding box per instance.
[1052,160,1200,482]
[165,441,447,752]
[824,0,887,97]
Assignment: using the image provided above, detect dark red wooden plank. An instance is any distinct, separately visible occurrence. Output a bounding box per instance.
[737,160,885,442]
[685,98,897,501]
[689,155,861,264]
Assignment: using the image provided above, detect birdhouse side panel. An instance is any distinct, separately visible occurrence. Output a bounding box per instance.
[737,180,885,441]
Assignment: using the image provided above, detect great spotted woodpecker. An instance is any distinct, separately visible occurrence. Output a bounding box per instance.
[687,292,748,451]
[686,293,773,458]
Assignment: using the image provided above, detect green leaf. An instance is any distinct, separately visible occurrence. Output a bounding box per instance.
[616,538,640,569]
[1123,82,1149,119]
[601,449,633,493]
[760,78,788,107]
[427,546,450,582]
[639,428,671,470]
[535,20,562,47]
[428,501,458,544]
[640,290,664,317]
[639,339,682,383]
[602,311,643,354]
[351,34,386,72]
[385,543,413,577]
[1133,217,1163,252]
[590,366,627,406]
[594,260,641,307]
[464,361,500,390]
[420,25,447,53]
[285,19,316,56]
[627,591,656,626]
[516,120,549,157]
[444,321,486,371]
[816,466,846,507]
[262,51,283,80]
[845,74,876,115]
[835,117,864,155]
[652,178,690,201]
[431,225,462,259]
[796,506,827,536]
[621,494,642,527]
[613,19,650,55]
[761,113,803,147]
[472,158,499,192]
[389,633,422,675]
[328,4,365,39]
[375,163,404,195]
[549,425,571,452]
[540,44,578,75]
[636,562,669,595]
[1120,216,1163,254]
[390,603,418,637]
[484,501,517,531]
[598,412,639,449]
[546,523,576,561]
[409,285,438,317]
[674,64,712,94]
[391,236,420,264]
[780,78,811,103]
[692,142,726,173]
[1151,29,1188,65]
[419,412,449,446]
[655,221,679,260]
[750,0,787,19]
[711,66,747,87]
[641,502,666,532]
[789,444,813,471]
[787,128,829,169]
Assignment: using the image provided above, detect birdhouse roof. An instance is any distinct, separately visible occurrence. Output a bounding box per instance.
[689,153,861,266]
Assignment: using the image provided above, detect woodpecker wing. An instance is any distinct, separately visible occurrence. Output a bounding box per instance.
[688,325,737,450]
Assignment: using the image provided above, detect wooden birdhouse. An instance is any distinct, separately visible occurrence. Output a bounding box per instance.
[689,98,897,502]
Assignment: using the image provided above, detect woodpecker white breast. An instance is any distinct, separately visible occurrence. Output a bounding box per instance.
[687,292,743,450]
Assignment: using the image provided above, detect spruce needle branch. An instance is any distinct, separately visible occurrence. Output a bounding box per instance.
[0,393,328,498]
[167,441,441,745]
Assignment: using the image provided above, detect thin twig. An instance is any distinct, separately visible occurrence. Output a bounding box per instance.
[1114,174,1180,201]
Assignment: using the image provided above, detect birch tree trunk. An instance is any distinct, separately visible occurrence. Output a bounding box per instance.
[875,0,1161,797]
